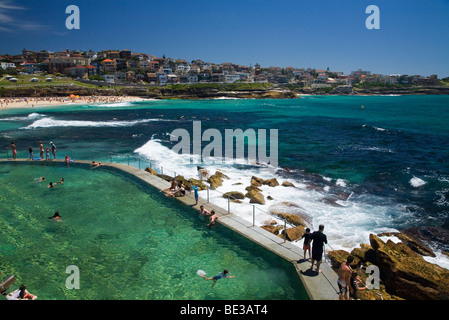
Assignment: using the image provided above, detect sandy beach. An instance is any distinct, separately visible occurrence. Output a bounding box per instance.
[0,96,150,110]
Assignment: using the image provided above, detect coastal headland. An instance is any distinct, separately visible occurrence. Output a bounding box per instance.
[1,82,449,105]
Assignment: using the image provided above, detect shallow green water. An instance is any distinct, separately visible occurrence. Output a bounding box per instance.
[0,161,307,300]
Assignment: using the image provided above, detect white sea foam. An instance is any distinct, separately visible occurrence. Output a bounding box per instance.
[134,139,411,253]
[93,102,134,107]
[0,113,46,121]
[410,176,427,188]
[22,117,174,129]
[133,138,449,270]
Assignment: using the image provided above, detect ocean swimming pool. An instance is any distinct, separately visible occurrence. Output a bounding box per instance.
[0,161,307,300]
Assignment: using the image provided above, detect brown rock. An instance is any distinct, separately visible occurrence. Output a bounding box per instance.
[261,225,283,235]
[144,167,158,175]
[263,178,279,187]
[247,190,265,205]
[268,202,312,227]
[250,176,264,187]
[214,170,230,180]
[222,191,245,200]
[281,226,305,241]
[281,181,296,187]
[207,174,223,189]
[377,232,435,257]
[369,234,449,300]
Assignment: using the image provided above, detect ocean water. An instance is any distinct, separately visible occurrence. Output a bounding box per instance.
[1,95,449,269]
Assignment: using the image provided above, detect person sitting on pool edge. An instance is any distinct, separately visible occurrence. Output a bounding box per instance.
[199,269,235,287]
[166,182,186,198]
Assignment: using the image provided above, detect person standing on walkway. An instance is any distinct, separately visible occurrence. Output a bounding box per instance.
[50,142,56,159]
[11,141,17,159]
[39,140,44,160]
[192,183,199,206]
[338,255,354,300]
[310,224,327,273]
[28,146,34,160]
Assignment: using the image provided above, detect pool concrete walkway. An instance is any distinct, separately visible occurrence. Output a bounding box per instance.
[1,158,340,300]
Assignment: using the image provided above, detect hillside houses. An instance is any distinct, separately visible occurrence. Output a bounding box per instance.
[0,48,442,87]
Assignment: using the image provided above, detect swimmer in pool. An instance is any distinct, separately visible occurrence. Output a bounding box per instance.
[207,210,219,228]
[48,212,62,221]
[199,269,235,287]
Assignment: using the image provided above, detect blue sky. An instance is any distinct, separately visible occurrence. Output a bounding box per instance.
[0,0,448,77]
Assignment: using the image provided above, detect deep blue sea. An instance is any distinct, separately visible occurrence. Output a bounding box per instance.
[1,95,449,267]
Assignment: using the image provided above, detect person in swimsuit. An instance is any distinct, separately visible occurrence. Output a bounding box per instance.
[338,255,354,300]
[163,179,178,193]
[166,182,185,198]
[48,212,62,220]
[199,269,235,287]
[18,285,37,300]
[11,142,17,159]
[207,210,219,228]
[349,270,367,300]
[297,227,312,261]
[39,141,44,160]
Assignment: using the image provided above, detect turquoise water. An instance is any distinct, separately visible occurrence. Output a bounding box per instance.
[1,95,449,266]
[0,162,306,300]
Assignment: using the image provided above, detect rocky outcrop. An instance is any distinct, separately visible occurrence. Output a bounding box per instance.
[377,232,435,257]
[328,233,449,300]
[369,234,449,300]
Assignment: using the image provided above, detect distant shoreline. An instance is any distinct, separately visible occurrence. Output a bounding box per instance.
[1,84,449,108]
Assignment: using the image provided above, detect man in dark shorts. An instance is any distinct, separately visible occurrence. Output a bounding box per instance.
[310,224,327,272]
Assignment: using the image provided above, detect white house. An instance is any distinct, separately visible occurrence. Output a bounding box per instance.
[188,74,198,83]
[225,74,241,83]
[162,65,172,74]
[103,74,115,83]
[157,72,168,84]
[176,63,190,73]
[1,62,16,69]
